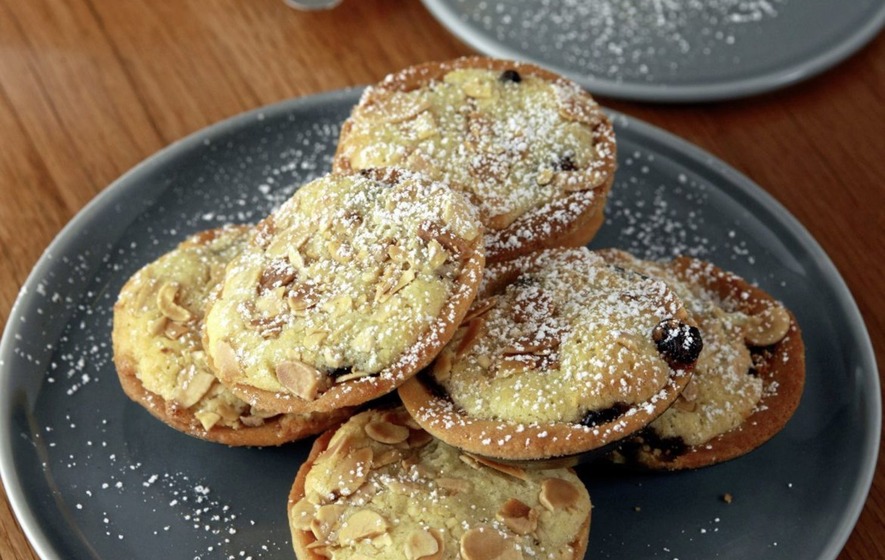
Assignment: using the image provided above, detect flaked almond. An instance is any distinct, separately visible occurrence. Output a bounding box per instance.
[407,428,433,449]
[238,414,266,427]
[372,448,403,469]
[384,479,422,495]
[149,316,168,336]
[404,527,444,560]
[365,420,410,445]
[539,478,580,512]
[358,90,431,124]
[305,541,334,558]
[469,455,527,481]
[157,282,191,322]
[418,221,471,256]
[303,329,330,350]
[163,321,189,340]
[426,238,449,271]
[436,477,470,494]
[496,498,538,535]
[259,258,297,290]
[460,526,523,560]
[175,371,217,408]
[287,283,321,313]
[212,341,241,384]
[276,359,329,401]
[744,305,791,347]
[194,410,221,431]
[337,509,389,545]
[461,78,495,99]
[328,446,373,497]
[310,503,346,540]
[289,497,317,531]
[334,370,374,383]
[536,167,555,186]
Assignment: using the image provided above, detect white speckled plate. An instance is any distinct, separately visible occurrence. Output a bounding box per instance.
[0,90,879,559]
[422,0,885,101]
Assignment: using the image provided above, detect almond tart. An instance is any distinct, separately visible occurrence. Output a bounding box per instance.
[288,407,592,560]
[399,247,702,463]
[112,226,352,446]
[204,169,485,415]
[333,56,617,263]
[598,249,805,470]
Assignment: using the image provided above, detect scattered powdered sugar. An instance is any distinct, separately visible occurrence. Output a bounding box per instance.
[453,0,786,83]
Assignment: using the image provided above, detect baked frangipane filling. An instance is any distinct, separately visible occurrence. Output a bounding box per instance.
[399,248,702,461]
[599,250,804,469]
[205,169,485,414]
[288,408,592,560]
[333,56,617,262]
[112,227,349,446]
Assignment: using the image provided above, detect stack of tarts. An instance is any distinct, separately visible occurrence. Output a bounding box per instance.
[111,56,805,560]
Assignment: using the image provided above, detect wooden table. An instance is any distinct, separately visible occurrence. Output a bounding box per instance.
[0,1,881,558]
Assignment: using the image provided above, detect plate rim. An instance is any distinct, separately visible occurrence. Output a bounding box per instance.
[0,89,879,559]
[420,0,885,102]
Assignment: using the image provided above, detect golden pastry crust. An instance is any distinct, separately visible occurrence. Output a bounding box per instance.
[112,226,351,446]
[288,408,592,560]
[204,169,485,415]
[599,250,805,470]
[399,248,700,461]
[333,56,617,263]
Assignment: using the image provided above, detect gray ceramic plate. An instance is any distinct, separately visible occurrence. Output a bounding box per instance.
[0,90,879,559]
[421,0,885,102]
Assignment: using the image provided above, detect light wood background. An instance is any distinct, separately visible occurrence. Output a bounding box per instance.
[0,0,882,558]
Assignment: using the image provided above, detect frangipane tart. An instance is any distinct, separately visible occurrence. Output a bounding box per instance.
[599,250,805,470]
[112,226,351,446]
[288,407,592,560]
[333,56,617,263]
[204,169,485,414]
[399,247,701,462]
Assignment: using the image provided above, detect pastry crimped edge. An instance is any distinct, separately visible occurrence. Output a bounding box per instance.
[286,416,592,560]
[398,249,698,464]
[333,56,617,264]
[206,229,486,416]
[606,254,806,470]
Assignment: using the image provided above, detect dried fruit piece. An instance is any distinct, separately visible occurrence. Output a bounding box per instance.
[499,69,521,83]
[652,318,703,365]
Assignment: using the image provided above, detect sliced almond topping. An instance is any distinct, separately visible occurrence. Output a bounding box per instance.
[334,370,375,383]
[337,510,389,545]
[329,446,374,497]
[536,167,555,186]
[384,479,422,495]
[310,503,346,540]
[372,448,403,469]
[358,90,431,124]
[194,410,221,431]
[461,78,495,99]
[287,283,321,313]
[174,371,216,408]
[404,527,443,560]
[238,414,266,427]
[149,316,168,336]
[276,360,330,401]
[212,341,241,384]
[460,526,523,560]
[289,497,317,531]
[163,320,189,340]
[418,221,471,256]
[744,305,791,347]
[436,477,470,494]
[426,239,449,271]
[469,455,527,481]
[365,420,410,445]
[156,282,191,322]
[304,542,334,558]
[539,478,580,512]
[496,498,538,536]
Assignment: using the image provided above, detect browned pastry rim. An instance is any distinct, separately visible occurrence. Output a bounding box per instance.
[615,256,806,470]
[333,56,617,263]
[399,249,697,463]
[213,232,486,415]
[114,351,353,446]
[287,418,592,560]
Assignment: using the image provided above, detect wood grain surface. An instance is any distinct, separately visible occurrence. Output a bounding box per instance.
[0,0,882,558]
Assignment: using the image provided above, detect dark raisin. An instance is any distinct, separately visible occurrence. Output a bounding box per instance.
[556,154,578,171]
[652,319,703,365]
[639,429,688,461]
[579,402,630,427]
[499,69,521,83]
